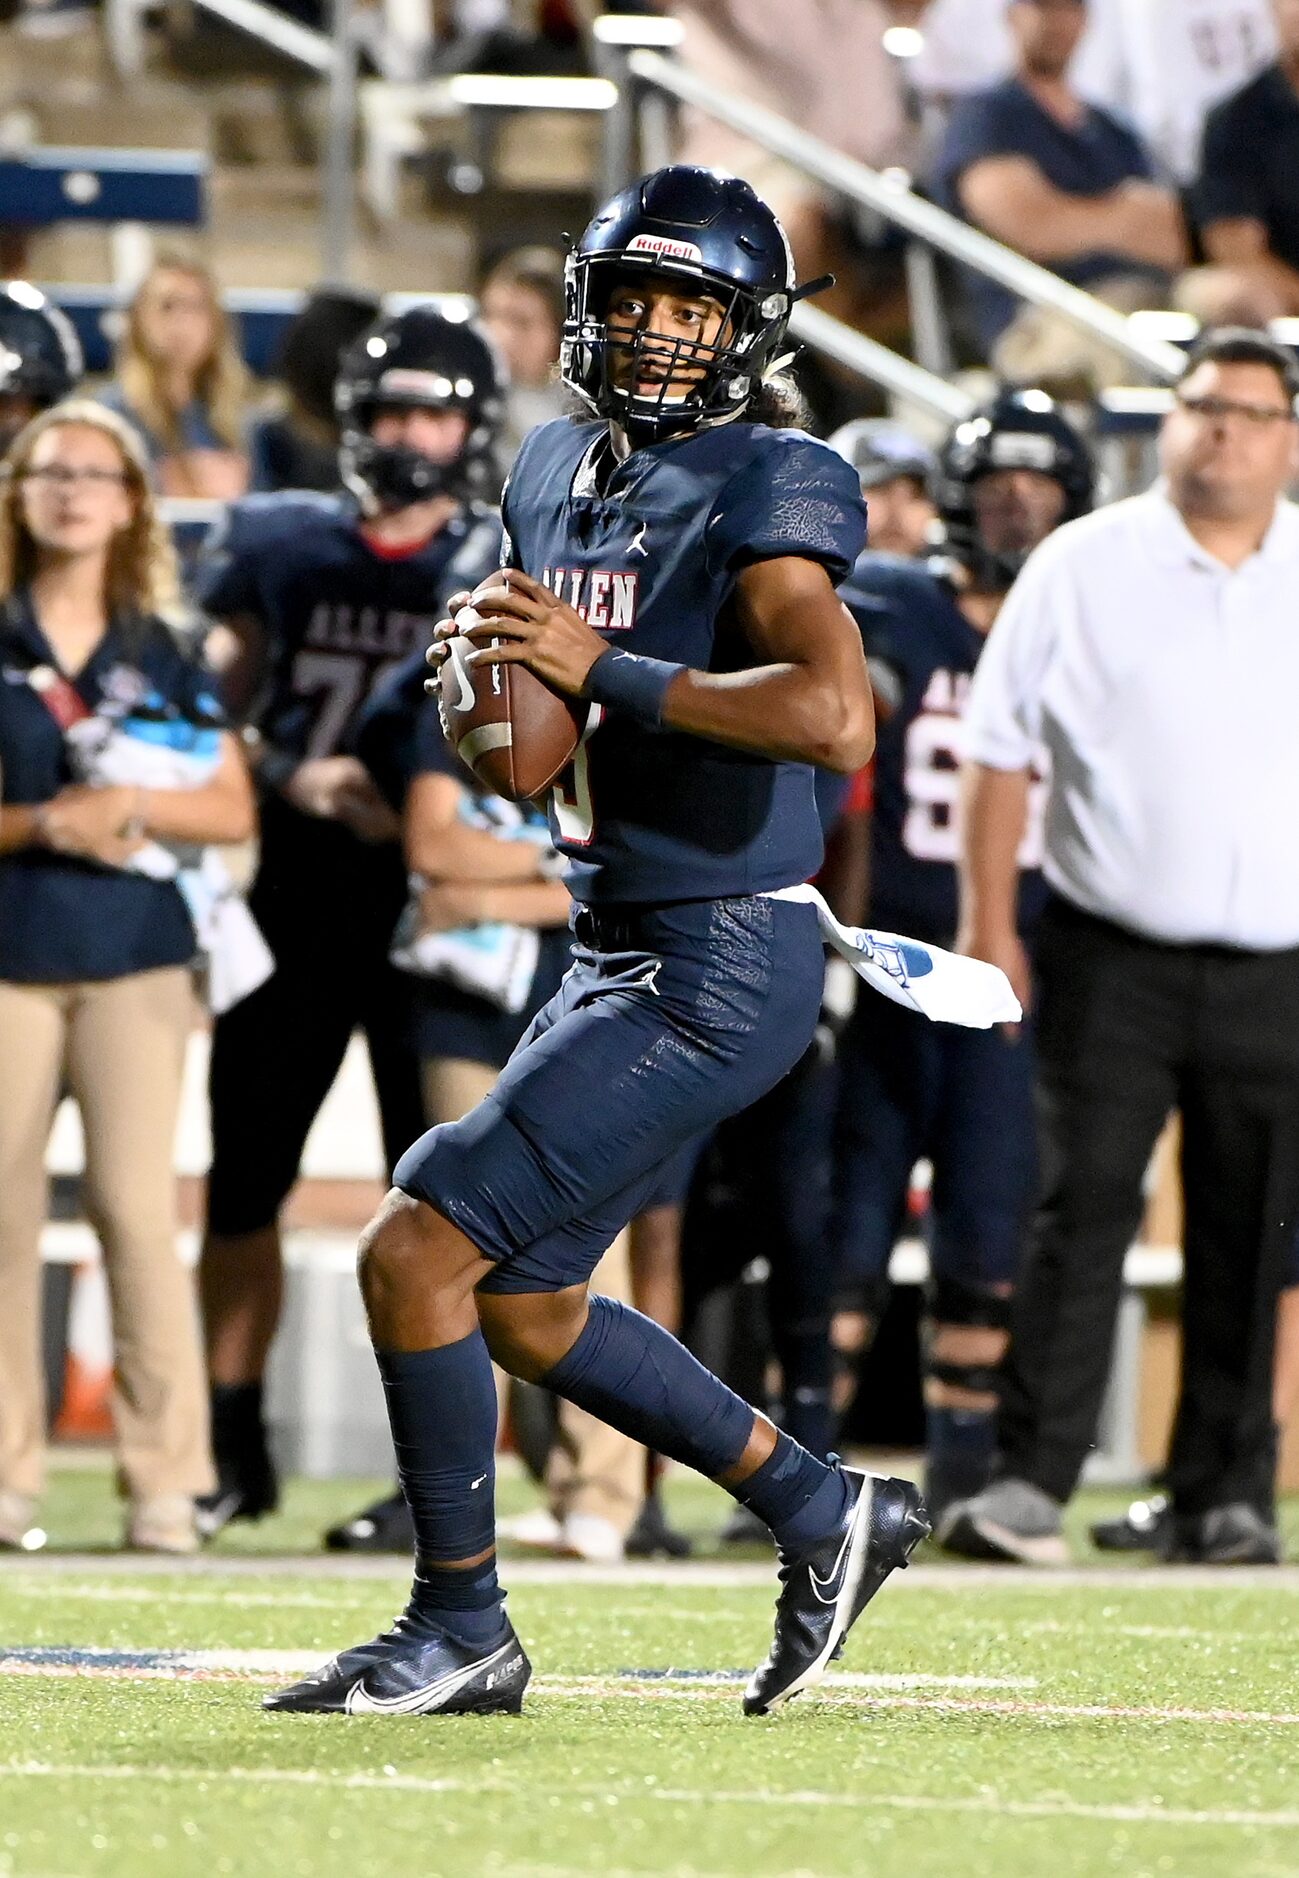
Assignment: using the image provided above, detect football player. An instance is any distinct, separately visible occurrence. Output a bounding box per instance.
[193,305,504,1539]
[264,165,929,1722]
[0,282,82,451]
[829,391,1094,1537]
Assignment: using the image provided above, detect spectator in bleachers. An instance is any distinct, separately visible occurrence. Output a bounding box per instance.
[105,256,251,501]
[479,248,567,466]
[916,0,1275,185]
[827,419,937,559]
[1184,0,1299,326]
[0,401,255,1555]
[248,287,381,494]
[936,0,1187,384]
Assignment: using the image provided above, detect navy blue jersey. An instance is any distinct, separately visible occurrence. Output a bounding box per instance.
[842,553,1046,942]
[502,418,866,904]
[194,491,502,764]
[0,595,218,982]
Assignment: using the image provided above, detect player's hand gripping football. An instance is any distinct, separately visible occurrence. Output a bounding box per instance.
[426,569,608,699]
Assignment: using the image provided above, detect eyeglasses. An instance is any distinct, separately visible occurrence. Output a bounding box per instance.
[1176,393,1297,428]
[17,466,130,489]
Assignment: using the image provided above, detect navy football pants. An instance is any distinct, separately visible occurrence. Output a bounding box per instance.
[395,895,824,1294]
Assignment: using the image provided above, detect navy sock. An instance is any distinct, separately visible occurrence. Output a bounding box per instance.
[926,1403,997,1519]
[375,1332,504,1645]
[734,1429,850,1552]
[541,1294,756,1477]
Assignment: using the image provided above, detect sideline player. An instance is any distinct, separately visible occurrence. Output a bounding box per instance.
[0,283,82,451]
[194,306,504,1537]
[830,392,1093,1534]
[265,164,930,1721]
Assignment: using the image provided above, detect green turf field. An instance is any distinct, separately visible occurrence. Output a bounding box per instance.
[3,1467,1299,1878]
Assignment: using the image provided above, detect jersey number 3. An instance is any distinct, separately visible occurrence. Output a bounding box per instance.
[551,704,605,846]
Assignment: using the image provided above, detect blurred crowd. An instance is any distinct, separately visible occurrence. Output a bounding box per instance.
[1,0,1298,1570]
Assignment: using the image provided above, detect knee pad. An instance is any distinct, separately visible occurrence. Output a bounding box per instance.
[929,1275,1012,1332]
[926,1278,1011,1397]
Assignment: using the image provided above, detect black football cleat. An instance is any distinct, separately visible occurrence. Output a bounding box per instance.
[323,1486,415,1553]
[195,1456,279,1542]
[263,1619,532,1716]
[744,1468,929,1718]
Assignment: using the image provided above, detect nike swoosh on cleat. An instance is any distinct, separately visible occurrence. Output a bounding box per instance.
[344,1639,515,1716]
[808,1516,857,1605]
[444,637,476,714]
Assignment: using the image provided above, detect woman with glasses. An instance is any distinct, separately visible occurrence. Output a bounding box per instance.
[0,401,255,1554]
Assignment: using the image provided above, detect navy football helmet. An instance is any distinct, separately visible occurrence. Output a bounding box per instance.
[561,165,804,439]
[936,389,1094,590]
[335,304,505,511]
[0,282,82,448]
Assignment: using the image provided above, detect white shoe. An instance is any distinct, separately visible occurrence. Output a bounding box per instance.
[126,1495,200,1555]
[0,1491,44,1552]
[498,1508,566,1552]
[559,1514,625,1564]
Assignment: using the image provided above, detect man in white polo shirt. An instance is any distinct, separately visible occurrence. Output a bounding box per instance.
[944,328,1299,1565]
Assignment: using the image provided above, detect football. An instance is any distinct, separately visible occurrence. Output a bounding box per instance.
[438,606,585,801]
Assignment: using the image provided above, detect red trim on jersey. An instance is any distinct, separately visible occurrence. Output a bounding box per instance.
[357,522,443,562]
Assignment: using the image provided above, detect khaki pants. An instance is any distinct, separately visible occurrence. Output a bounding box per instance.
[422,1056,644,1537]
[0,968,213,1501]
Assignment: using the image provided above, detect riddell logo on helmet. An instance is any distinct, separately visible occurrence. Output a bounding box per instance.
[626,234,705,264]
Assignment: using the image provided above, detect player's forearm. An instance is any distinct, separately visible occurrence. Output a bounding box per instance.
[818,806,870,926]
[957,761,1030,941]
[660,666,875,775]
[461,881,571,927]
[0,804,48,854]
[136,766,257,846]
[407,820,549,883]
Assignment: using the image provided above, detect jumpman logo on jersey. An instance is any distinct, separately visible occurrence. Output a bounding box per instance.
[628,522,649,559]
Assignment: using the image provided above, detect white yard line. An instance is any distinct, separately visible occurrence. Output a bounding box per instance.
[3,1760,1299,1830]
[0,1653,1293,1726]
[5,1554,1299,1589]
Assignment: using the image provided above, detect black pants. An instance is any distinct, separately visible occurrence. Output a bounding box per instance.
[1000,895,1299,1516]
[206,840,424,1236]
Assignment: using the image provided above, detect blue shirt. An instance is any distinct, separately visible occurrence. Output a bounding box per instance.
[842,553,1046,942]
[936,78,1161,345]
[0,594,220,982]
[502,418,866,906]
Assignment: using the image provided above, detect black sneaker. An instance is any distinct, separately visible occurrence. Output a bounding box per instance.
[264,1619,532,1716]
[323,1487,415,1553]
[624,1492,693,1560]
[195,1455,278,1542]
[1090,1493,1170,1553]
[743,1468,929,1718]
